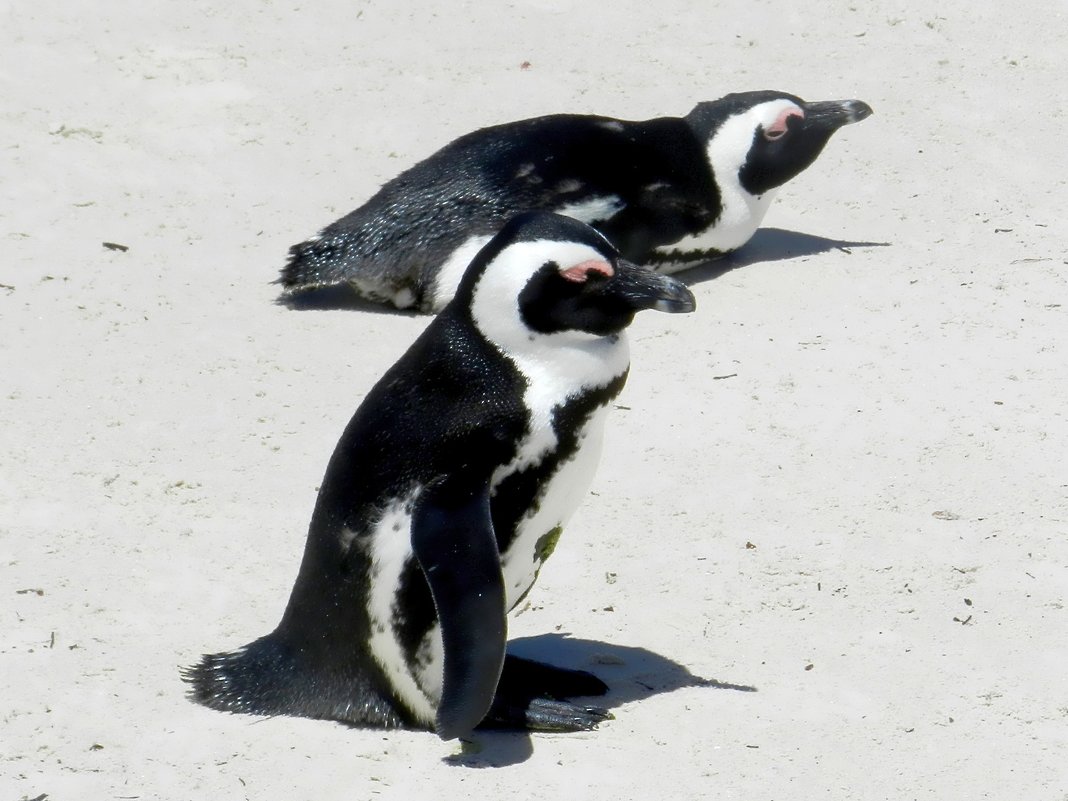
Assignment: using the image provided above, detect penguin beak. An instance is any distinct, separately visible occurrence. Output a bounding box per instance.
[612,259,697,314]
[803,99,873,131]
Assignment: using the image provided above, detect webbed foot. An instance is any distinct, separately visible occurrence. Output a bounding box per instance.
[480,654,612,732]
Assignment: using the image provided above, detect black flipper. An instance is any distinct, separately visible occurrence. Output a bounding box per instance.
[411,476,507,740]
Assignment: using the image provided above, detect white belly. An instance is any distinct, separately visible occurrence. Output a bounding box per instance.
[498,403,611,608]
[652,187,777,272]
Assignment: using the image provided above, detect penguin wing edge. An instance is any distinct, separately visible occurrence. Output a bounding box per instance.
[411,476,506,740]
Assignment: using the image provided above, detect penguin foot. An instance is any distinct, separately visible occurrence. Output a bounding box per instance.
[479,655,612,733]
[486,696,613,733]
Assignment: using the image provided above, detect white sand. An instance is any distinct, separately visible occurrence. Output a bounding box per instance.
[2,1,1066,798]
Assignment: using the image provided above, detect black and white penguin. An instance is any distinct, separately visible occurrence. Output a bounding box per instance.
[186,212,696,739]
[278,90,871,312]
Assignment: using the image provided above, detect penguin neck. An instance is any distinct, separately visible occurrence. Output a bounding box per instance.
[705,181,777,252]
[651,110,782,264]
[488,331,629,486]
[487,325,631,402]
[650,183,775,268]
[468,290,631,412]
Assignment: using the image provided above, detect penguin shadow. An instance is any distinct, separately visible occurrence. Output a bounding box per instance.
[445,633,756,769]
[273,283,415,314]
[679,227,892,286]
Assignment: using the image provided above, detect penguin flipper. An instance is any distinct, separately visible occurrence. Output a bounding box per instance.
[411,476,506,740]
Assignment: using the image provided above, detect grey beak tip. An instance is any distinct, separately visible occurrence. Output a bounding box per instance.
[842,99,874,123]
[654,287,697,314]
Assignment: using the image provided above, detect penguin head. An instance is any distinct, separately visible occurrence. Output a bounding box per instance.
[687,91,873,197]
[457,212,696,343]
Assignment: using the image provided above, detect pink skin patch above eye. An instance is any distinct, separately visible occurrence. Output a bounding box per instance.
[765,107,805,139]
[559,259,614,283]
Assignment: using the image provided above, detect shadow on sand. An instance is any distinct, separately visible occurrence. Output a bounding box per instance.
[443,633,755,769]
[678,226,892,287]
[273,282,414,313]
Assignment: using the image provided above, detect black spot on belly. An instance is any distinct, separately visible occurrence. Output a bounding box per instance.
[508,524,564,611]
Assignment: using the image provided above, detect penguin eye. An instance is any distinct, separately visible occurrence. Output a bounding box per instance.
[762,107,804,142]
[559,259,615,284]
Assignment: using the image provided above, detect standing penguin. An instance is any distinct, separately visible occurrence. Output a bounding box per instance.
[278,90,871,312]
[186,212,696,739]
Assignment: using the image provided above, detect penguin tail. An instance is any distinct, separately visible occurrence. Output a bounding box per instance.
[181,632,408,728]
[181,633,304,718]
[277,236,350,293]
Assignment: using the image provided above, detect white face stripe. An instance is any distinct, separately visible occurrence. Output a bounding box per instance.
[707,98,804,181]
[654,98,799,261]
[469,239,618,352]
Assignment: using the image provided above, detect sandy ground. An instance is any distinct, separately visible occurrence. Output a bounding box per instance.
[3,1,1066,798]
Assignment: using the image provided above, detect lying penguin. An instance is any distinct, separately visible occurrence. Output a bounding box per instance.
[186,212,696,739]
[278,90,871,312]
